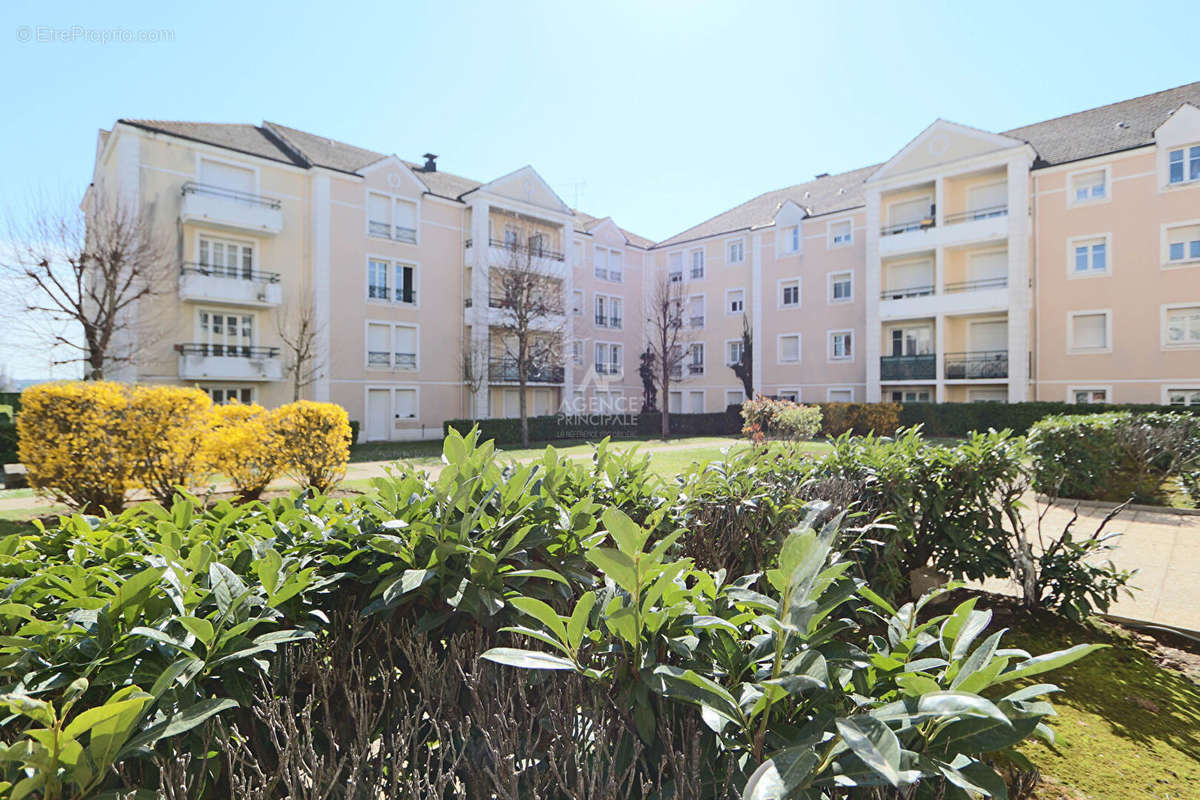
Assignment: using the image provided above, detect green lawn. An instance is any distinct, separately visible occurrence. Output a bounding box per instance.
[1008,614,1200,799]
[348,433,750,465]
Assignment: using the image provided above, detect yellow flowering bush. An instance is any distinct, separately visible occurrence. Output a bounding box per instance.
[124,385,215,504]
[274,401,350,493]
[17,381,132,513]
[204,402,286,501]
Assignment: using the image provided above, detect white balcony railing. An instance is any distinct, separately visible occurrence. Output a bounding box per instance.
[180,183,283,234]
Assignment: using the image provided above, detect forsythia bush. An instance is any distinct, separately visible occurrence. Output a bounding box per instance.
[275,400,351,492]
[204,403,286,501]
[740,395,822,442]
[819,401,901,437]
[17,381,132,513]
[16,383,352,510]
[124,385,215,505]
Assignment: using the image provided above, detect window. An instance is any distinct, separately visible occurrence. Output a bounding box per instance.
[726,339,744,365]
[1070,169,1107,204]
[594,248,608,280]
[1165,305,1200,348]
[778,390,799,402]
[688,343,705,375]
[197,309,254,356]
[688,295,705,328]
[594,295,608,328]
[1168,145,1200,185]
[367,258,417,304]
[886,196,932,234]
[197,236,253,279]
[688,390,705,413]
[690,248,705,279]
[668,252,683,282]
[780,279,800,308]
[968,389,1008,403]
[725,389,745,407]
[828,271,852,303]
[572,340,583,365]
[778,334,801,363]
[1068,311,1111,352]
[1167,388,1200,406]
[1071,388,1108,404]
[366,321,418,369]
[887,325,933,356]
[829,330,853,361]
[593,247,623,282]
[827,388,853,402]
[1166,223,1200,264]
[367,192,417,242]
[595,295,623,328]
[572,241,583,268]
[594,343,622,375]
[610,297,623,329]
[1070,236,1109,276]
[727,288,745,314]
[668,391,682,413]
[783,225,801,253]
[204,386,254,404]
[829,220,852,247]
[889,389,932,403]
[572,289,583,315]
[198,158,254,194]
[608,250,623,282]
[727,239,745,264]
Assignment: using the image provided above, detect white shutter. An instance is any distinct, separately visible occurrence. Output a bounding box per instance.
[393,199,416,229]
[967,182,1007,211]
[1072,314,1107,349]
[966,252,1008,281]
[689,296,704,316]
[199,159,254,193]
[394,326,416,355]
[395,389,417,419]
[888,259,934,291]
[367,324,389,351]
[368,193,390,223]
[889,196,931,225]
[781,335,800,362]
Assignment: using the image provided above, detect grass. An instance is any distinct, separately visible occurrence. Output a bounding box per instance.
[1006,613,1200,799]
[347,433,749,465]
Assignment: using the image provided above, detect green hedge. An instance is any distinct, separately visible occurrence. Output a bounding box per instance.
[0,421,16,464]
[898,401,1194,436]
[444,408,742,445]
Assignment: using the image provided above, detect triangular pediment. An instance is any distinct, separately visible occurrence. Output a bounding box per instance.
[359,155,428,195]
[474,166,571,214]
[1155,103,1200,147]
[869,120,1027,182]
[587,217,627,245]
[773,199,808,226]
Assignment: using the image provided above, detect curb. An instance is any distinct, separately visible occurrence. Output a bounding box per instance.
[1034,494,1200,518]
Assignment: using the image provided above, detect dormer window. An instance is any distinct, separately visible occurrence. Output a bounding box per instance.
[1169,145,1200,185]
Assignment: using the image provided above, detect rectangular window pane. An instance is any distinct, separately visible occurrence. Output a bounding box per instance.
[1169,149,1184,183]
[1092,243,1106,271]
[1074,246,1088,272]
[1171,242,1185,260]
[1191,146,1200,180]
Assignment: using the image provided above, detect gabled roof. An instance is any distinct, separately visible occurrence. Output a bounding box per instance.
[119,120,309,167]
[572,210,655,249]
[654,164,877,248]
[1003,80,1200,167]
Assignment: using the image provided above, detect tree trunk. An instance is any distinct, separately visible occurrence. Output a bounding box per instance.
[661,372,670,439]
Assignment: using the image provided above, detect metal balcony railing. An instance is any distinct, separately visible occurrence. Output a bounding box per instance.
[488,295,564,314]
[489,238,565,261]
[880,354,935,380]
[175,343,280,359]
[669,271,683,283]
[691,267,704,279]
[943,276,1008,293]
[881,216,935,236]
[181,182,281,209]
[595,314,608,327]
[688,363,705,375]
[181,263,281,283]
[690,315,705,328]
[609,316,622,329]
[944,205,1008,225]
[944,350,1008,380]
[394,352,417,369]
[594,363,621,376]
[368,286,417,303]
[489,358,565,384]
[880,284,935,300]
[368,221,418,243]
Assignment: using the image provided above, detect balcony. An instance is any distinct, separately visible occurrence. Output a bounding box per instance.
[486,294,566,331]
[943,276,1007,294]
[369,285,417,304]
[180,182,283,234]
[467,237,566,274]
[880,284,935,301]
[367,351,417,370]
[688,363,705,376]
[879,277,1010,320]
[944,350,1008,380]
[880,354,935,381]
[368,220,417,244]
[179,264,282,307]
[176,344,282,382]
[489,358,565,384]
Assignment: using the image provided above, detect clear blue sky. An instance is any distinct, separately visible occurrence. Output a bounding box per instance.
[0,0,1196,378]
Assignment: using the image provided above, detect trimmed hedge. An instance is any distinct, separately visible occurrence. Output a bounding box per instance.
[0,421,16,464]
[898,401,1196,437]
[444,408,742,445]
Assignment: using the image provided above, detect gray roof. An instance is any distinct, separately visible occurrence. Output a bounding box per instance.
[1004,80,1200,167]
[571,210,655,249]
[655,164,878,248]
[119,120,309,167]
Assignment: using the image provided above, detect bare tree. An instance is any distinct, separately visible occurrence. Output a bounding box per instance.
[2,191,173,379]
[276,285,325,402]
[729,313,753,399]
[459,335,488,420]
[490,234,566,447]
[644,273,692,438]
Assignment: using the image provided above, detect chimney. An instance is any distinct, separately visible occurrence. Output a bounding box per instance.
[814,172,830,179]
[422,153,438,172]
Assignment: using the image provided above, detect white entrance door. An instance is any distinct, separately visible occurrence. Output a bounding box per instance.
[366,389,391,441]
[969,320,1008,352]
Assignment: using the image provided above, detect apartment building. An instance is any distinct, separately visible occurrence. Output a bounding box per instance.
[85,81,1200,440]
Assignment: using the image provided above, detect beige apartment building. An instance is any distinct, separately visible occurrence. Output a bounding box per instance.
[86,81,1200,440]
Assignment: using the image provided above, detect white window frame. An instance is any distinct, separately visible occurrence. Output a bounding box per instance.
[726,287,746,315]
[1066,233,1112,279]
[571,340,584,366]
[687,342,706,376]
[364,320,420,371]
[195,233,256,278]
[195,153,261,194]
[194,307,257,350]
[726,237,746,265]
[725,338,745,366]
[687,293,706,328]
[778,388,801,402]
[365,189,420,245]
[1161,303,1200,350]
[777,333,802,364]
[782,224,801,254]
[689,247,706,279]
[826,218,853,248]
[667,251,684,283]
[365,254,420,307]
[572,289,583,315]
[826,387,855,402]
[778,277,801,309]
[1067,386,1111,405]
[1066,165,1111,208]
[1161,219,1200,268]
[1163,385,1200,406]
[1166,143,1200,187]
[1066,309,1112,354]
[827,270,853,304]
[827,329,854,362]
[725,389,745,408]
[363,385,421,437]
[201,386,257,405]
